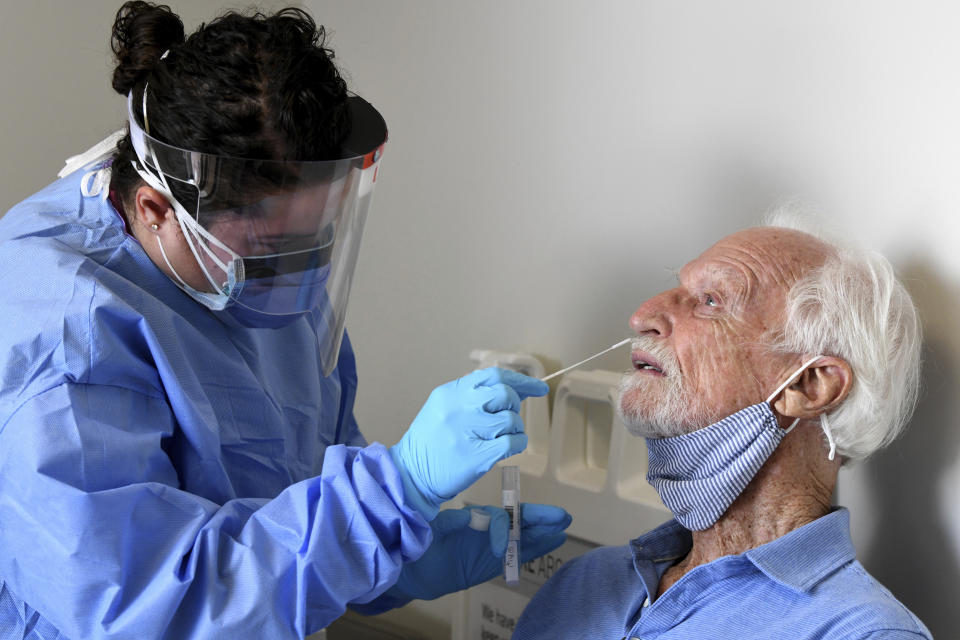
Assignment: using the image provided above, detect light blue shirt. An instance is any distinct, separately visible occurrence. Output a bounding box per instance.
[0,165,431,639]
[514,508,931,639]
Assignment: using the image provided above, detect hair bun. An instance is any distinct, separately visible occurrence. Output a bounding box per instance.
[110,1,184,95]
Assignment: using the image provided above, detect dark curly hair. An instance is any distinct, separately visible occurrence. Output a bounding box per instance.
[109,1,352,212]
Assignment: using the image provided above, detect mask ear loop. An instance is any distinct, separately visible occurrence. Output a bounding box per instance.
[130,157,242,294]
[782,418,801,436]
[821,416,838,461]
[155,234,193,291]
[766,355,824,437]
[129,85,244,296]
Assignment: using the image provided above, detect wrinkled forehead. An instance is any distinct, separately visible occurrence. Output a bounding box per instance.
[684,227,828,289]
[673,227,831,332]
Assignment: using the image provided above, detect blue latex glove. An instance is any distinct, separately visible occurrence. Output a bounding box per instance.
[390,367,549,520]
[389,503,572,602]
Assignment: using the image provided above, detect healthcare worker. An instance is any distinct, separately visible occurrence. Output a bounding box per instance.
[0,3,571,639]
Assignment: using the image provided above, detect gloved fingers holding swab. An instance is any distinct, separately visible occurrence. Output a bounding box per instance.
[477,383,523,414]
[476,431,528,464]
[472,409,524,438]
[462,367,549,399]
[390,366,546,520]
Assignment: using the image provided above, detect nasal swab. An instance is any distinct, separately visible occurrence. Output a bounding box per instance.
[540,338,633,382]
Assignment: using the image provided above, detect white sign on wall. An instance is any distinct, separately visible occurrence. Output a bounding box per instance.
[461,536,597,640]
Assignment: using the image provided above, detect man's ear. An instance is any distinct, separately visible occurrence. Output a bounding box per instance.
[133,186,174,229]
[773,356,853,420]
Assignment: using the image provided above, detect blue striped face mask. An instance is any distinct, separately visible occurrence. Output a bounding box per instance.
[645,356,824,531]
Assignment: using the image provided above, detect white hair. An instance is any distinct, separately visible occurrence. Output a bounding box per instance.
[764,207,923,464]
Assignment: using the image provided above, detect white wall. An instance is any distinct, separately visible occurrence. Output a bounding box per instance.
[0,1,290,209]
[3,2,957,638]
[307,2,960,637]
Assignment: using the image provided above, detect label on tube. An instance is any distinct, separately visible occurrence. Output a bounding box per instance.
[502,466,520,585]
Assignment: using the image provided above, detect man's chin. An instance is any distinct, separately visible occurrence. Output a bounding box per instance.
[618,400,702,439]
[623,418,680,439]
[617,373,705,438]
[619,402,673,438]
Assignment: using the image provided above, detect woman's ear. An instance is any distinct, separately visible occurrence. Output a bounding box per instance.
[133,186,174,230]
[773,356,853,420]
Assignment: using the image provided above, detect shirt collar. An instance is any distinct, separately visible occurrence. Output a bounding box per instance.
[630,507,856,593]
[745,507,856,592]
[630,517,692,569]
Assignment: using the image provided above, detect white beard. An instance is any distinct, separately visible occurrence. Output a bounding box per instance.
[616,340,718,438]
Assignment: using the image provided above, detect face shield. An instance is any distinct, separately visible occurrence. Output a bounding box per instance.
[126,90,386,376]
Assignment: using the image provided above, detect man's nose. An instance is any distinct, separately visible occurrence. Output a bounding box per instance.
[629,289,678,338]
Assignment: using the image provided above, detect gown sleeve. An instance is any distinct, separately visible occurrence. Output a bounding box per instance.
[0,380,432,639]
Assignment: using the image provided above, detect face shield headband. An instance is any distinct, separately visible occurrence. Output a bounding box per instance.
[126,86,387,375]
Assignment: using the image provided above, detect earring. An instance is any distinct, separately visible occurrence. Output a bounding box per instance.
[150,223,160,231]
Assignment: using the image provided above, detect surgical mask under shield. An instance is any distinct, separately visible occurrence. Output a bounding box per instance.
[127,91,386,376]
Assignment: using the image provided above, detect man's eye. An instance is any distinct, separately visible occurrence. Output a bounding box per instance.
[704,294,718,307]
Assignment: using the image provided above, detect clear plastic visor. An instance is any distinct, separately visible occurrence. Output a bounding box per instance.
[127,93,385,375]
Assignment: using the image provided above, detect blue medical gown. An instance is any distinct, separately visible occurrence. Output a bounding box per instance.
[0,165,432,639]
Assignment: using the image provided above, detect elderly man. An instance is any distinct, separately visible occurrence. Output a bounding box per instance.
[513,217,931,639]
